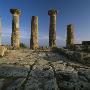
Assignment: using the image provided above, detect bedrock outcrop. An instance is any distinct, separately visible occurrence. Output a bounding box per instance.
[0,49,89,90]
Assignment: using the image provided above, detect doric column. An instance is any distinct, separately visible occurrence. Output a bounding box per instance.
[30,16,38,49]
[48,9,58,48]
[0,17,2,45]
[66,24,74,48]
[10,9,21,49]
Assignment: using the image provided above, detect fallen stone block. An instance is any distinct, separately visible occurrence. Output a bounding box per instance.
[0,46,7,56]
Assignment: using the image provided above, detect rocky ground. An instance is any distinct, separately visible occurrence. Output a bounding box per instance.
[0,49,90,90]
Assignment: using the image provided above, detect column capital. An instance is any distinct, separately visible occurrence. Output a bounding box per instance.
[67,24,74,30]
[10,8,21,15]
[48,8,58,16]
[32,16,38,18]
[67,24,73,27]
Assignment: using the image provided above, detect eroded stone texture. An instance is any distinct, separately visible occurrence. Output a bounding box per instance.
[0,49,90,90]
[0,46,7,56]
[0,17,2,45]
[66,24,74,49]
[10,9,21,49]
[48,9,58,48]
[30,16,38,49]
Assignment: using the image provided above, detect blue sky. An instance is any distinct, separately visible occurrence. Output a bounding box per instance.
[0,0,90,47]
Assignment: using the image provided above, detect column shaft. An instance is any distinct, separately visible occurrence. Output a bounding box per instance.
[66,24,74,48]
[0,17,2,45]
[48,9,58,48]
[10,9,21,49]
[49,15,56,47]
[30,16,38,49]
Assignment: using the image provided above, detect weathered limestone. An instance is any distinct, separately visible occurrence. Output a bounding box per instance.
[48,9,58,48]
[30,16,38,49]
[66,24,74,49]
[10,9,21,49]
[0,17,2,45]
[0,46,7,56]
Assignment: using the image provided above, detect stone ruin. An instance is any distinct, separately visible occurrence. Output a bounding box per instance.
[10,9,21,49]
[30,16,38,49]
[66,24,74,49]
[0,17,2,45]
[0,8,89,52]
[48,9,58,48]
[0,8,76,50]
[0,8,89,90]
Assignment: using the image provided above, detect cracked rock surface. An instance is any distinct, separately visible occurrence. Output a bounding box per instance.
[0,49,90,90]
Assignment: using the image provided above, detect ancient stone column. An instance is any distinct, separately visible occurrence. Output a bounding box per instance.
[48,9,58,48]
[66,24,74,48]
[30,16,38,49]
[10,9,21,49]
[0,17,2,45]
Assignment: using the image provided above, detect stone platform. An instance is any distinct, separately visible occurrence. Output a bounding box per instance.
[0,49,90,90]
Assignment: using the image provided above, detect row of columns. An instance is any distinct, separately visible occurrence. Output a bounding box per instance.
[0,8,74,49]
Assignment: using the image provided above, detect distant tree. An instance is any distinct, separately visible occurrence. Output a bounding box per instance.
[20,43,27,48]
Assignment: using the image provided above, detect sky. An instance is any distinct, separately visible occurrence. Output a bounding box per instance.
[0,0,90,47]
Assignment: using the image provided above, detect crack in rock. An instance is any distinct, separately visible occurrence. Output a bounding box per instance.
[20,60,37,90]
[48,61,60,90]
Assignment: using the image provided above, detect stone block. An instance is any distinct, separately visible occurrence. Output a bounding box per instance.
[0,46,7,56]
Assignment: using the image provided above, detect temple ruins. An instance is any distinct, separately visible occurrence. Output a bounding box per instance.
[0,8,88,51]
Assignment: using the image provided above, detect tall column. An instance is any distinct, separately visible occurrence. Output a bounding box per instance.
[0,17,2,45]
[48,9,58,48]
[66,24,74,48]
[30,16,38,49]
[10,9,21,49]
